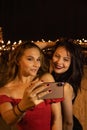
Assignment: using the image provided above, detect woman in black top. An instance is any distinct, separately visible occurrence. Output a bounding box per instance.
[49,41,83,130]
[35,40,83,130]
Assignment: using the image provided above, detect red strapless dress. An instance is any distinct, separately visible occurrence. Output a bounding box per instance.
[0,95,64,130]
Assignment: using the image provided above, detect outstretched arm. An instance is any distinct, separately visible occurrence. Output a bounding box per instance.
[40,73,62,130]
[51,102,62,130]
[62,83,74,130]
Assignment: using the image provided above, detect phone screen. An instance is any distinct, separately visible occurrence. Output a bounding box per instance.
[41,82,64,99]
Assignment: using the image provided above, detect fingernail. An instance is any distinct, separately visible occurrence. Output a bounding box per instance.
[41,80,44,82]
[48,89,52,93]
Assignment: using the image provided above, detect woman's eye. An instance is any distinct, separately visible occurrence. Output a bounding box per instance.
[63,58,70,62]
[28,58,32,61]
[54,54,60,58]
[37,58,41,62]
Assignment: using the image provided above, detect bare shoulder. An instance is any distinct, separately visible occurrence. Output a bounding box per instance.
[0,84,11,96]
[63,83,74,98]
[0,86,8,95]
[64,82,73,91]
[40,73,55,82]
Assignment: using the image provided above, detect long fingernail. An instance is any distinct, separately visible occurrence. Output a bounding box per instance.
[41,80,44,82]
[47,84,49,86]
[48,89,52,93]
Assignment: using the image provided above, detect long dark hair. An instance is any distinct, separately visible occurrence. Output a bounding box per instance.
[0,41,49,87]
[51,40,84,96]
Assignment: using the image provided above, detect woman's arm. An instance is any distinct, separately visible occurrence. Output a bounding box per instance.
[40,73,62,130]
[0,102,23,125]
[0,77,53,125]
[51,102,62,130]
[62,83,74,130]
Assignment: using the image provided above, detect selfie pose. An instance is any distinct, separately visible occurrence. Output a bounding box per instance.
[0,42,63,130]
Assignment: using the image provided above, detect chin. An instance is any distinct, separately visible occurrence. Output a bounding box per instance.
[31,72,37,76]
[54,69,64,74]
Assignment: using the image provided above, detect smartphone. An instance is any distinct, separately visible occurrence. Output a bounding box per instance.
[41,82,64,99]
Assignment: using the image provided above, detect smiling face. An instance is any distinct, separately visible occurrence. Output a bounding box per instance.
[18,47,41,77]
[52,46,71,74]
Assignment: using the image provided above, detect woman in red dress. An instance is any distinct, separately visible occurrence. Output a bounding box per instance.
[0,41,63,130]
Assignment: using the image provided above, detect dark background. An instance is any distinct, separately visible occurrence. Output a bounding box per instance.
[0,0,87,41]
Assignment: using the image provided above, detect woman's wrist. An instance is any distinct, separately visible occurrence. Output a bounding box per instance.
[13,101,36,117]
[13,104,25,117]
[17,104,25,113]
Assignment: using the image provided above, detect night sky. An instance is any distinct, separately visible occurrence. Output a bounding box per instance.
[1,0,87,41]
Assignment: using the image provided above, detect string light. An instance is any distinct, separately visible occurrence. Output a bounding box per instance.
[0,38,87,53]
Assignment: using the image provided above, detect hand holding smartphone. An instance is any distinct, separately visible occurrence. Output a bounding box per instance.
[41,82,64,99]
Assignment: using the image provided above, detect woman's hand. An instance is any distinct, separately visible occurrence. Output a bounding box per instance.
[18,79,50,111]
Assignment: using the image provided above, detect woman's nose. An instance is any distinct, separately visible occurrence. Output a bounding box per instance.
[34,61,39,66]
[56,58,63,64]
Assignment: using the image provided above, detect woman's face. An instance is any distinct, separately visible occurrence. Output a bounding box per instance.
[52,46,71,74]
[18,48,41,77]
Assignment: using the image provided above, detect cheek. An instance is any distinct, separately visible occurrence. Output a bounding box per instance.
[65,62,71,70]
[19,61,30,69]
[38,64,41,69]
[52,57,57,63]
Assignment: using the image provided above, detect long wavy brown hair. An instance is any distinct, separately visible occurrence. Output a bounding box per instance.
[0,41,49,87]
